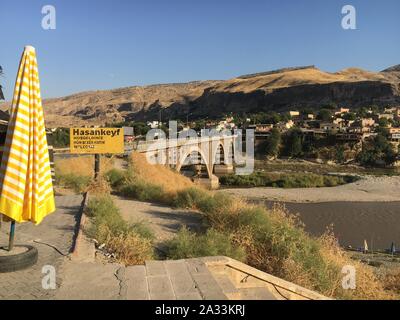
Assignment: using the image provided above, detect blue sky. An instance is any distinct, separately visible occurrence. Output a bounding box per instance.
[1,0,399,100]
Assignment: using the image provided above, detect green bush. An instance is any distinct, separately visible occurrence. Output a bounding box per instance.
[104,169,127,189]
[119,180,168,204]
[220,172,358,188]
[86,195,129,242]
[166,227,246,261]
[173,187,210,209]
[55,173,91,193]
[205,204,338,293]
[85,195,154,264]
[173,188,233,215]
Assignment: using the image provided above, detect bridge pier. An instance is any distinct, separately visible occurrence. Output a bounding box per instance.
[194,174,220,190]
[213,164,234,175]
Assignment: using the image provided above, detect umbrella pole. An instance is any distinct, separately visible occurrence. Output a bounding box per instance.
[8,220,15,251]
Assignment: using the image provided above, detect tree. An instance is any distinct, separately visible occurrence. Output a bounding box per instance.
[357,107,369,118]
[317,109,332,122]
[285,129,303,158]
[335,145,346,164]
[264,128,281,158]
[52,128,70,147]
[343,112,356,121]
[357,134,397,167]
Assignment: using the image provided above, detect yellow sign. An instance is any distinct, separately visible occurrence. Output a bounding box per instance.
[70,128,124,154]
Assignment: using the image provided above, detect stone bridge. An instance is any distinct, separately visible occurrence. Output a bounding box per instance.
[135,134,240,189]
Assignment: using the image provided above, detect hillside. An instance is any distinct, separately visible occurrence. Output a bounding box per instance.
[1,66,399,127]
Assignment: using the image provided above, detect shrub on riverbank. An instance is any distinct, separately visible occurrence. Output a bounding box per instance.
[85,195,154,265]
[220,172,359,188]
[166,227,246,261]
[110,152,397,299]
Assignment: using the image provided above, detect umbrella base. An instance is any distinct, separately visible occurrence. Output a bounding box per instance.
[0,245,38,273]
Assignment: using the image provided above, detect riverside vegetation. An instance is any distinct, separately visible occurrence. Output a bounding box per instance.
[54,154,399,300]
[220,171,359,188]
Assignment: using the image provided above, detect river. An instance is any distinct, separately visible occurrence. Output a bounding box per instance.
[263,201,400,250]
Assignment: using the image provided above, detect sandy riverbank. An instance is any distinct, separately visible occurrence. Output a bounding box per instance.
[223,175,400,203]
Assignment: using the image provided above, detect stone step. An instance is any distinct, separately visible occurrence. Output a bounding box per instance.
[185,259,228,300]
[238,287,278,300]
[212,274,241,300]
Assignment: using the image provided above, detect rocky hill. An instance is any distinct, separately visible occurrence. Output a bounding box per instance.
[1,66,399,127]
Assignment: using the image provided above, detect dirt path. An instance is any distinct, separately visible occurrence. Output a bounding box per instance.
[112,196,203,251]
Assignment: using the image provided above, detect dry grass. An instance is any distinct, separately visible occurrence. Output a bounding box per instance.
[102,227,154,265]
[85,195,154,265]
[213,67,386,94]
[129,152,195,194]
[55,155,115,177]
[86,177,112,195]
[111,152,399,299]
[55,156,116,193]
[317,233,396,300]
[381,269,400,294]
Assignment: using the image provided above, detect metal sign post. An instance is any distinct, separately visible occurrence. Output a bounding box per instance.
[94,154,100,179]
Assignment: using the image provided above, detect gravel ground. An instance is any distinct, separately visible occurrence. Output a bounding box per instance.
[223,175,400,203]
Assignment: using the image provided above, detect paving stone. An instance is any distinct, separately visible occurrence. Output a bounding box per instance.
[238,287,277,300]
[185,258,210,275]
[169,274,198,296]
[191,273,228,300]
[126,265,149,300]
[212,274,240,300]
[126,265,147,278]
[176,292,202,300]
[147,275,176,300]
[0,195,83,300]
[145,260,167,276]
[164,260,188,276]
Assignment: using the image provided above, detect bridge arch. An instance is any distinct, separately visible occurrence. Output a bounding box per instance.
[212,141,234,164]
[176,145,212,178]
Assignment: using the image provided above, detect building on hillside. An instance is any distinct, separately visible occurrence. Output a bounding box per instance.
[289,111,300,118]
[333,117,344,125]
[378,113,394,121]
[252,124,274,133]
[389,127,400,143]
[147,121,159,129]
[319,122,341,132]
[335,108,350,115]
[389,128,400,134]
[348,126,371,134]
[300,128,328,140]
[336,133,363,142]
[216,120,236,131]
[360,118,375,127]
[390,132,400,143]
[123,126,134,143]
[336,132,376,143]
[276,120,294,131]
[384,107,397,114]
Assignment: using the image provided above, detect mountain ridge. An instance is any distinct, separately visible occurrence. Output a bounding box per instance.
[1,65,399,127]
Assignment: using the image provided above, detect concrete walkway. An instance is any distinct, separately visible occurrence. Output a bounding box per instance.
[56,258,278,300]
[0,195,83,300]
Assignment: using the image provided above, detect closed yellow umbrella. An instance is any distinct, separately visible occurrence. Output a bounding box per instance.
[0,46,55,249]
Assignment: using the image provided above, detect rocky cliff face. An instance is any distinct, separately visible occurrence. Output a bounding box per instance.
[1,66,399,127]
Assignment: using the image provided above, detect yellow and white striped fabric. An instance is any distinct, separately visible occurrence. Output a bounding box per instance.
[0,46,55,224]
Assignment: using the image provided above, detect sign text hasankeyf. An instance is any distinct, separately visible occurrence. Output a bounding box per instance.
[70,128,124,154]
